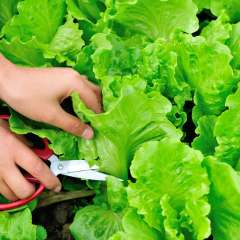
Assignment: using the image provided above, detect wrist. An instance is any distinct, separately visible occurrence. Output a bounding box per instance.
[0,55,16,101]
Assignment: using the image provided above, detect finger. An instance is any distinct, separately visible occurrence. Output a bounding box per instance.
[15,145,62,192]
[82,78,102,106]
[81,76,102,99]
[15,135,33,147]
[2,163,35,199]
[0,179,18,201]
[72,79,102,113]
[47,105,94,139]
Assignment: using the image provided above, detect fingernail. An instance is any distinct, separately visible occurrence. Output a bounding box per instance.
[82,126,94,139]
[53,185,62,193]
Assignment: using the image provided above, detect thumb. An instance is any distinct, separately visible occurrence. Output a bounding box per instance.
[46,105,94,139]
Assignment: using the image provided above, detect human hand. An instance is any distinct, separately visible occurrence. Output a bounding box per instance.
[0,56,102,139]
[0,120,61,201]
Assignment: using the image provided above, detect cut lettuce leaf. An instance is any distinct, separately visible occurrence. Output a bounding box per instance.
[106,0,199,40]
[9,80,181,180]
[0,208,46,240]
[204,157,240,240]
[127,139,210,239]
[2,0,66,43]
[73,86,182,179]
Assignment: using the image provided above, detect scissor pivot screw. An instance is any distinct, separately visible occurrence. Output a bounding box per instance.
[58,164,64,170]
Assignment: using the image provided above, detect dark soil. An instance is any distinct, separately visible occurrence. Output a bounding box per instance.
[33,202,74,240]
[32,191,95,240]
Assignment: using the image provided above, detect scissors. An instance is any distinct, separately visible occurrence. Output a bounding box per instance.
[0,114,109,211]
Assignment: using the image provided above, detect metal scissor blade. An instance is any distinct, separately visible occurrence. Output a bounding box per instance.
[63,170,108,181]
[49,155,99,176]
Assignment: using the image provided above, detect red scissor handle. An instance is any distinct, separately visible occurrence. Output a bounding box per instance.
[0,114,54,211]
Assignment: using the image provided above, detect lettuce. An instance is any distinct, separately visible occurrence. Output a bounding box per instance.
[128,139,210,239]
[192,115,217,156]
[109,209,160,240]
[73,86,181,179]
[44,15,84,65]
[174,33,236,121]
[1,0,240,239]
[0,37,47,66]
[70,177,127,240]
[0,0,21,29]
[210,0,240,22]
[214,83,240,167]
[205,157,240,240]
[0,208,46,240]
[2,0,66,43]
[105,0,199,40]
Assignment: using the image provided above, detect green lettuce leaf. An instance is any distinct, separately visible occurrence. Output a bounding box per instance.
[70,205,123,240]
[70,177,127,240]
[137,38,191,127]
[73,86,182,179]
[66,0,104,23]
[45,15,84,65]
[210,0,240,22]
[214,83,240,167]
[0,0,21,29]
[228,22,240,69]
[204,157,240,240]
[174,33,235,121]
[201,13,232,43]
[193,0,210,12]
[127,139,210,239]
[36,226,47,240]
[107,177,128,213]
[106,0,199,40]
[74,45,96,82]
[192,115,217,156]
[2,0,66,43]
[160,194,185,240]
[91,32,191,117]
[9,110,80,159]
[66,0,106,42]
[139,38,191,100]
[0,208,46,240]
[91,32,146,109]
[0,37,47,66]
[110,209,160,240]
